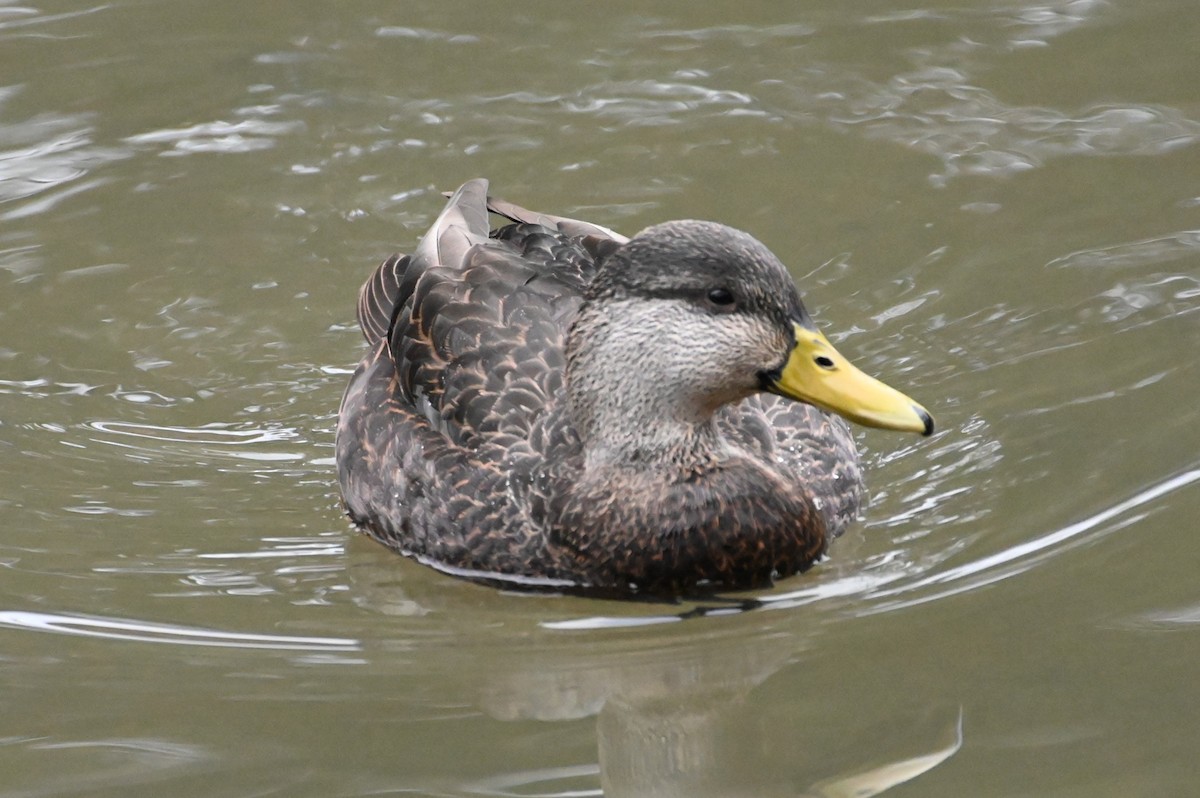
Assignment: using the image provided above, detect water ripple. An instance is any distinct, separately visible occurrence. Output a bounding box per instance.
[486,79,758,127]
[1,737,211,797]
[860,465,1200,613]
[375,25,480,44]
[751,1,1200,182]
[829,85,1200,184]
[645,22,816,46]
[0,94,129,216]
[0,610,359,650]
[0,3,108,37]
[1047,229,1200,271]
[124,118,303,156]
[461,764,602,798]
[85,420,309,464]
[1131,603,1200,630]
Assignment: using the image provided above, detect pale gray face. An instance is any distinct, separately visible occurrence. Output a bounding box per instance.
[574,295,792,421]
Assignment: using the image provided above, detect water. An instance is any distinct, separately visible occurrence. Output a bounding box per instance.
[2,0,1198,795]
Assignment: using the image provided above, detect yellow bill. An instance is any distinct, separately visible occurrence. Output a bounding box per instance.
[769,324,934,436]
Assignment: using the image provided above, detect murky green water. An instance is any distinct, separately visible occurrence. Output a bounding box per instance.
[2,0,1198,795]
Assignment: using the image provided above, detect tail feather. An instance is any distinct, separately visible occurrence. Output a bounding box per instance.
[355,179,493,344]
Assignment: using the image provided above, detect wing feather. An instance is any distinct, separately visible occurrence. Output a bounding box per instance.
[350,180,608,452]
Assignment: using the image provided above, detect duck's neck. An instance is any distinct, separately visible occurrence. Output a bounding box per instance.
[566,302,736,473]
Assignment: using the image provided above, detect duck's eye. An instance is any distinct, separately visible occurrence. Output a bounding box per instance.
[706,287,736,308]
[815,355,836,369]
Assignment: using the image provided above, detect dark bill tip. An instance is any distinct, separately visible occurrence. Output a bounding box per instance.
[917,406,935,437]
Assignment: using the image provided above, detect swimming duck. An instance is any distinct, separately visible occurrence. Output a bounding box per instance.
[335,179,932,596]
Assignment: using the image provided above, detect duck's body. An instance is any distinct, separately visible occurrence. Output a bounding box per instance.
[336,179,931,596]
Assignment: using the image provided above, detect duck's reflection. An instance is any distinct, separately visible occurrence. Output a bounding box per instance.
[479,626,959,797]
[350,557,962,797]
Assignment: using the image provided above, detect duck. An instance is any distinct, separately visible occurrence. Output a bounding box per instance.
[335,178,932,597]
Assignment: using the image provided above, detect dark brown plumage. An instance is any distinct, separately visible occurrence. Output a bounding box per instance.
[335,179,931,597]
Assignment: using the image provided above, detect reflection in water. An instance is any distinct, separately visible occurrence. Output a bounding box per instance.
[807,715,960,798]
[346,558,961,797]
[464,623,961,798]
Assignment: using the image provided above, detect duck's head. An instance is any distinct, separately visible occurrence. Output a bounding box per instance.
[567,220,933,452]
